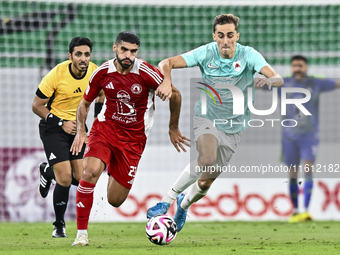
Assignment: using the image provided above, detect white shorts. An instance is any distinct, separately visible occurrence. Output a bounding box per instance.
[193,115,242,167]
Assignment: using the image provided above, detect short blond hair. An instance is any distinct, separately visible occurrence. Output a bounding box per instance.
[213,14,240,32]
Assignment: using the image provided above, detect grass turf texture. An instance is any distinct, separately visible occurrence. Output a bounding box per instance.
[0,221,339,255]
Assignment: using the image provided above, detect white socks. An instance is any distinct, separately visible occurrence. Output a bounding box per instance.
[77,230,88,236]
[161,160,201,204]
[180,181,209,210]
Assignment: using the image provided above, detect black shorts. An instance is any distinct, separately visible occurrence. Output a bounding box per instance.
[39,120,86,166]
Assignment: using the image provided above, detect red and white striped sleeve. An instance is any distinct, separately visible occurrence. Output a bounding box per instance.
[139,61,164,90]
[84,61,109,102]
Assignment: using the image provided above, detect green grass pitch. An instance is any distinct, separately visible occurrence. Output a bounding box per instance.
[1,221,339,255]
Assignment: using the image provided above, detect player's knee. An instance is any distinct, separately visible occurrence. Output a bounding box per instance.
[81,169,99,183]
[197,179,213,190]
[56,175,72,186]
[199,155,216,167]
[73,171,82,181]
[107,196,124,208]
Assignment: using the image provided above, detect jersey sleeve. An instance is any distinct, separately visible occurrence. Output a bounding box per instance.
[247,47,269,73]
[181,45,207,68]
[315,78,336,92]
[83,67,103,102]
[140,62,164,90]
[38,67,58,97]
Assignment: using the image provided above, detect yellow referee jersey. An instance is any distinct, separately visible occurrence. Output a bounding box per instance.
[38,60,98,120]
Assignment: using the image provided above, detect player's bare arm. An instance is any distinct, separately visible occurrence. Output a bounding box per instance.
[32,95,76,135]
[156,55,188,101]
[256,65,284,90]
[256,65,284,89]
[168,85,190,153]
[70,98,91,155]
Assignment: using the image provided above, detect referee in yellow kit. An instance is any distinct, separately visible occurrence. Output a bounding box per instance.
[32,37,98,238]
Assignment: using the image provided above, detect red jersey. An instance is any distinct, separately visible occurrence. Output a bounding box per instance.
[84,58,163,142]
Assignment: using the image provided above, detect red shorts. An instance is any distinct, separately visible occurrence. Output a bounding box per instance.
[84,120,146,189]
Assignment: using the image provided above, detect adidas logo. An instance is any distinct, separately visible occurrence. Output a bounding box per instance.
[49,152,57,160]
[106,82,114,89]
[76,202,85,208]
[73,87,82,93]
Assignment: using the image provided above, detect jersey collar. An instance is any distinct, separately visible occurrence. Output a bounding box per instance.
[108,58,140,75]
[214,42,240,62]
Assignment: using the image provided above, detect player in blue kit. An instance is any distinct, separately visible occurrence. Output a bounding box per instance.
[148,14,284,231]
[283,55,340,223]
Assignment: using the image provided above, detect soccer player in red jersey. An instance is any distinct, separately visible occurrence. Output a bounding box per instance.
[70,31,189,246]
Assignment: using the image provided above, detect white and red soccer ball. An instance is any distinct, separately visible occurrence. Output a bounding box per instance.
[146,215,177,245]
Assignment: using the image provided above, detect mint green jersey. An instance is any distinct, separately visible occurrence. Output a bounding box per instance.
[181,42,268,133]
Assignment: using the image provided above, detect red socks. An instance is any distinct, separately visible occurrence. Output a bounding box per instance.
[76,179,95,230]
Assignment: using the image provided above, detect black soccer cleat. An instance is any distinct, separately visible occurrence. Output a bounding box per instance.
[52,221,67,238]
[39,162,52,198]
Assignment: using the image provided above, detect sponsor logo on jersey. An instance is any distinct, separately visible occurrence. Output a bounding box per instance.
[131,84,142,94]
[233,61,241,72]
[106,82,114,89]
[115,90,137,119]
[207,63,219,69]
[73,87,82,93]
[117,90,130,102]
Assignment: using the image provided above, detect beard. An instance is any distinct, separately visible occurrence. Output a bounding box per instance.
[117,56,134,69]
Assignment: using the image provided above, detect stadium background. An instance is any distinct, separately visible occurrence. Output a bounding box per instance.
[0,0,340,222]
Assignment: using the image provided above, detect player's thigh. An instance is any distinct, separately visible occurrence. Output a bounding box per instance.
[197,134,218,165]
[39,123,72,166]
[108,141,144,190]
[53,161,72,186]
[107,175,130,207]
[299,138,318,165]
[70,159,83,181]
[194,116,219,165]
[82,132,113,184]
[282,137,300,166]
[282,137,299,178]
[82,156,106,184]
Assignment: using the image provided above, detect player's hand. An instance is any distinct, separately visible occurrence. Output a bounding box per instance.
[62,120,77,135]
[255,77,272,90]
[156,79,172,101]
[169,127,190,152]
[70,130,87,156]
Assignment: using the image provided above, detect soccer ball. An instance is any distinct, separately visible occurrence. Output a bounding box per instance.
[146,215,177,245]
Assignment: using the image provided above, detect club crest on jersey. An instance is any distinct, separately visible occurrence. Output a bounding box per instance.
[233,61,241,72]
[131,84,142,94]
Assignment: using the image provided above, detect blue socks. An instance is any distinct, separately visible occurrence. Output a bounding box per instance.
[289,178,299,212]
[304,172,313,210]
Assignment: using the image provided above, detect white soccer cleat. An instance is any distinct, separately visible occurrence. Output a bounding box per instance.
[71,234,89,246]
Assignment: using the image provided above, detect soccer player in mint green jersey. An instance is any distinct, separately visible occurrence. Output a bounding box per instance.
[148,14,284,231]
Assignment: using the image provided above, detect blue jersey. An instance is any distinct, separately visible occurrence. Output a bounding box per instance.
[181,42,268,133]
[279,76,335,139]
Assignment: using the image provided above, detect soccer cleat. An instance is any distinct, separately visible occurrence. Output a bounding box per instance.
[299,212,313,221]
[72,234,89,246]
[146,202,170,219]
[52,221,67,238]
[173,193,188,232]
[39,162,52,198]
[288,213,301,223]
